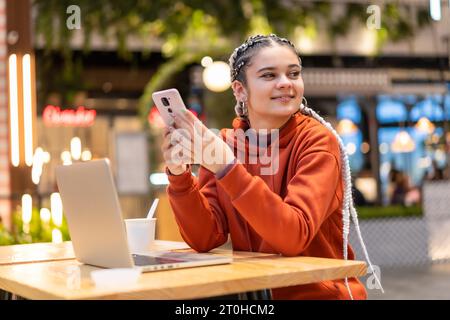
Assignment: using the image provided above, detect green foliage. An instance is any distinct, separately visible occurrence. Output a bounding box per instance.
[328,3,366,39]
[417,8,432,28]
[0,208,71,245]
[0,225,14,246]
[356,205,422,220]
[137,9,233,121]
[37,52,89,107]
[380,4,414,42]
[203,89,236,129]
[33,0,432,118]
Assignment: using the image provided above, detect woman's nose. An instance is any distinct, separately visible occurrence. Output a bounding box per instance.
[276,74,292,89]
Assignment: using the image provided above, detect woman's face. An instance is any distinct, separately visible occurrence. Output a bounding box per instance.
[237,44,304,125]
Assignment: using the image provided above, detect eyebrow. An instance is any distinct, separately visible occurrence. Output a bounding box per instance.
[256,64,301,73]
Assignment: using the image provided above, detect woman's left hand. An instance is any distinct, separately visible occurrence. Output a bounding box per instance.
[172,109,235,174]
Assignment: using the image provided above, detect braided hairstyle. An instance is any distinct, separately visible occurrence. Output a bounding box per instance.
[229,34,383,299]
[228,34,301,119]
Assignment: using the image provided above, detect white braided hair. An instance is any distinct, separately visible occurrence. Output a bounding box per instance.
[236,102,384,298]
[230,34,384,299]
[299,103,384,298]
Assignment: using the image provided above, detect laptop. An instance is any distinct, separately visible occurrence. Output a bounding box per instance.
[55,158,232,272]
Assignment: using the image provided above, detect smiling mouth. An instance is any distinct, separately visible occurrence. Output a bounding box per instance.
[271,95,295,102]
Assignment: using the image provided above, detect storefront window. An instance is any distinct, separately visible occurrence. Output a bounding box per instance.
[377,94,449,207]
[337,97,364,174]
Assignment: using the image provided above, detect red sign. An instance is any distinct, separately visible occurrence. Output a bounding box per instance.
[147,106,165,129]
[43,105,96,127]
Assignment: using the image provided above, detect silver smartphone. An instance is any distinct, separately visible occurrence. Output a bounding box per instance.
[151,88,188,126]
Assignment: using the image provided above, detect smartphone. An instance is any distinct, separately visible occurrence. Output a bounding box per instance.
[151,88,188,127]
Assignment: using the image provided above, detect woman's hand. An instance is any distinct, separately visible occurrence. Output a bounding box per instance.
[171,110,235,174]
[160,126,189,175]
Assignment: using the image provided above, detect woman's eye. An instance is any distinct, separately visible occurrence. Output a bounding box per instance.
[289,71,301,78]
[262,73,275,79]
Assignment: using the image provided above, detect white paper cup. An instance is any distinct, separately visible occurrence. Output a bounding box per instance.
[124,218,156,253]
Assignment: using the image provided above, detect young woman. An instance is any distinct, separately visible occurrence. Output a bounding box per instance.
[160,34,381,300]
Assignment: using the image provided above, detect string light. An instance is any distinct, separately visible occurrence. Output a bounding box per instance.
[70,137,82,160]
[22,54,34,166]
[61,151,72,165]
[40,208,51,224]
[8,54,19,167]
[81,149,92,161]
[50,192,63,227]
[52,229,63,243]
[430,0,441,21]
[21,194,32,224]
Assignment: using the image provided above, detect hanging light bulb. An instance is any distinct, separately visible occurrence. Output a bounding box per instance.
[391,130,416,153]
[202,61,231,92]
[336,119,358,135]
[415,117,435,134]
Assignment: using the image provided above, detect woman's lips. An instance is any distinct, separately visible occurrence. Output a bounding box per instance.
[271,96,295,103]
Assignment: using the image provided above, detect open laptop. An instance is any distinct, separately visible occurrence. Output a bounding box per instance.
[55,158,232,272]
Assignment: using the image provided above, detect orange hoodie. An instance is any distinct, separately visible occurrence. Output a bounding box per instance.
[166,112,367,300]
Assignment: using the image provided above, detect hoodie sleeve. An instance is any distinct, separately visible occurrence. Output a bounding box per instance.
[166,167,229,252]
[216,133,342,257]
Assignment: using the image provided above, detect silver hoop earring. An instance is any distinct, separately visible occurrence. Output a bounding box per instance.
[302,96,308,107]
[240,100,248,117]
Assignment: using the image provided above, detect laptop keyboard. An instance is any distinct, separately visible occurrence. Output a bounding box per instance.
[132,254,183,266]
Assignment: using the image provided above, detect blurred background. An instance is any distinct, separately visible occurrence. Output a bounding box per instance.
[0,0,449,298]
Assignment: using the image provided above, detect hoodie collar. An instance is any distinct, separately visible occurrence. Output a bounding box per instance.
[223,111,307,153]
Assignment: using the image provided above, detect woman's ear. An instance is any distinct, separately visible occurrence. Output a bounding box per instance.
[231,81,247,102]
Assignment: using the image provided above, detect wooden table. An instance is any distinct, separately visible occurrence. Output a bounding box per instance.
[0,241,75,265]
[0,241,366,300]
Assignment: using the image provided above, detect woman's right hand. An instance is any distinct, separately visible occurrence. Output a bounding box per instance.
[161,126,188,175]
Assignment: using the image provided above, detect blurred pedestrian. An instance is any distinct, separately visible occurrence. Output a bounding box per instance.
[426,160,445,181]
[390,171,409,205]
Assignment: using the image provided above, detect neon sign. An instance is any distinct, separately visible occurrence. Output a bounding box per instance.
[43,105,96,127]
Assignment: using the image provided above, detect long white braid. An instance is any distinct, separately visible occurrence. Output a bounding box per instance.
[229,33,384,298]
[299,103,384,299]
